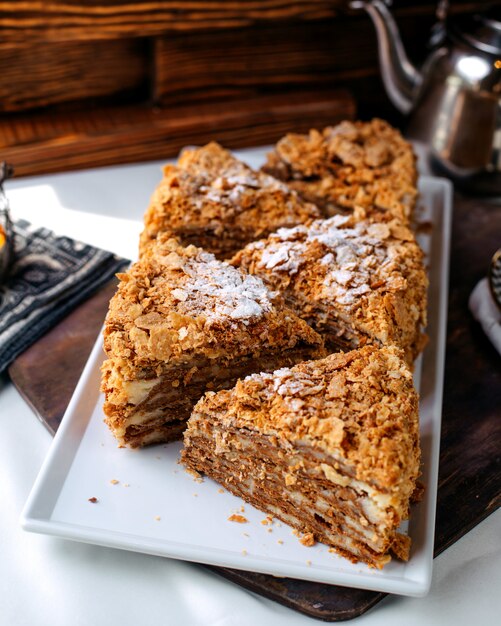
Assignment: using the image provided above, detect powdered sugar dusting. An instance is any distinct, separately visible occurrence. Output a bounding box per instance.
[272,368,306,396]
[251,216,398,310]
[190,153,298,214]
[260,247,301,274]
[163,247,275,324]
[245,366,326,406]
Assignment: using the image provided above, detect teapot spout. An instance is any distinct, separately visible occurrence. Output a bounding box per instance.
[350,0,422,113]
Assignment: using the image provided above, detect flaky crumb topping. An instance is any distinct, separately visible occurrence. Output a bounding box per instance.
[232,215,428,360]
[232,214,428,360]
[149,242,275,323]
[262,119,417,222]
[235,215,421,309]
[193,346,420,492]
[140,142,320,256]
[103,236,324,375]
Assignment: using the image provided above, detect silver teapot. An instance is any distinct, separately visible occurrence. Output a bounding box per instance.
[350,0,501,194]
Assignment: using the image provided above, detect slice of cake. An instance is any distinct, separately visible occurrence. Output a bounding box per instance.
[181,345,420,569]
[139,142,321,259]
[262,119,418,223]
[101,235,325,448]
[231,214,428,363]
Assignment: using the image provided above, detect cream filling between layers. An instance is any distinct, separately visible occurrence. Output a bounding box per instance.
[319,463,395,511]
[122,378,161,405]
[106,345,323,424]
[239,472,383,550]
[188,421,405,530]
[183,433,394,565]
[279,292,393,353]
[223,428,402,517]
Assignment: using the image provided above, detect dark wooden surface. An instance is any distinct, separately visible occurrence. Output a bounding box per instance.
[434,195,501,553]
[8,192,501,621]
[0,1,493,176]
[0,1,342,44]
[0,39,149,113]
[0,0,490,45]
[152,10,447,109]
[0,91,355,177]
[8,280,119,435]
[0,0,489,47]
[154,18,385,107]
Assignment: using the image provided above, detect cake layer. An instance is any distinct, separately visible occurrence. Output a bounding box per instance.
[182,346,420,568]
[262,119,417,224]
[183,431,406,567]
[232,214,428,363]
[139,142,321,259]
[102,236,325,447]
[124,418,187,448]
[102,344,318,448]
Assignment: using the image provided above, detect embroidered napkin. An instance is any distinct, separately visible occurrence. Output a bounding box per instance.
[469,278,501,355]
[0,218,128,374]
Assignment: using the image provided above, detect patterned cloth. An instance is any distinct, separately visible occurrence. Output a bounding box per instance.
[0,219,129,373]
[469,278,501,356]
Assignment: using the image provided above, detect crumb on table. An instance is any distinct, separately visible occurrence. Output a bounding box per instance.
[300,533,317,547]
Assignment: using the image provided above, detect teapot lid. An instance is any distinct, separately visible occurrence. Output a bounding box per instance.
[450,5,501,56]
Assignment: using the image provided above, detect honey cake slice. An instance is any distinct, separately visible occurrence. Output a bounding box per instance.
[181,345,420,569]
[262,119,418,224]
[231,214,428,364]
[139,142,321,259]
[101,235,325,448]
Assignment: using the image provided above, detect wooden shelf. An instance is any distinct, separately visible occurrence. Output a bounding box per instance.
[0,90,355,176]
[0,0,492,175]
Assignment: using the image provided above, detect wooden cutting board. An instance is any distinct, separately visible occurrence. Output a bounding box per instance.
[8,193,501,621]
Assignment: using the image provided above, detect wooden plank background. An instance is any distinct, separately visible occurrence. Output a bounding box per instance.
[0,91,355,176]
[0,0,494,174]
[0,39,149,112]
[0,1,491,44]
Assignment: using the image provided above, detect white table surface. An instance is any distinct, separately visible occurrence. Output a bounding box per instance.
[1,154,500,626]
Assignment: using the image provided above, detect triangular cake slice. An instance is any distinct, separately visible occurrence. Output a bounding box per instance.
[232,214,428,363]
[181,345,420,569]
[262,119,417,224]
[139,142,321,259]
[101,235,325,447]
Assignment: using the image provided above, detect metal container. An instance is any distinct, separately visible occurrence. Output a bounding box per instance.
[351,1,501,194]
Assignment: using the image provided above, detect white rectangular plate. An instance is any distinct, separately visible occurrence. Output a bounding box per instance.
[20,151,452,598]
